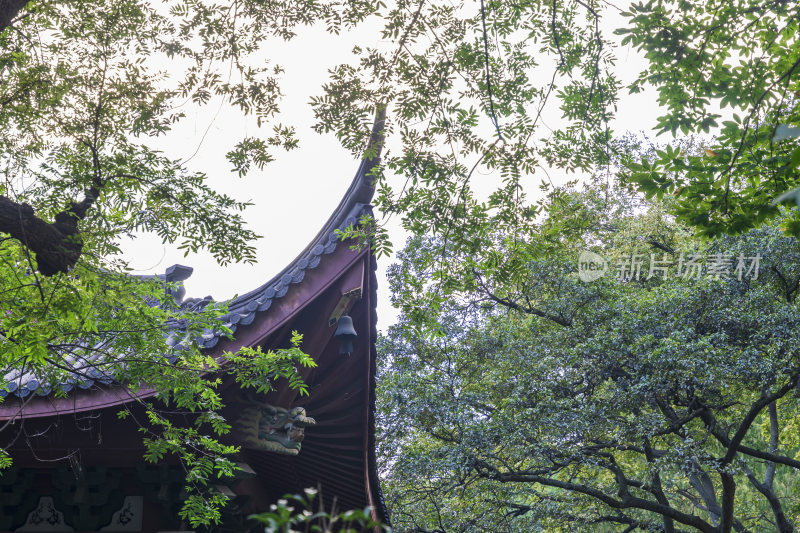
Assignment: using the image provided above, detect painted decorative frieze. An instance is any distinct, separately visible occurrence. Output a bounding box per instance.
[100,497,143,532]
[9,494,145,532]
[16,497,72,532]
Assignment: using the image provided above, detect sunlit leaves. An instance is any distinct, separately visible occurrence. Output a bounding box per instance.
[619,0,800,238]
[140,407,240,527]
[250,488,388,532]
[227,331,317,396]
[0,1,343,523]
[312,0,619,284]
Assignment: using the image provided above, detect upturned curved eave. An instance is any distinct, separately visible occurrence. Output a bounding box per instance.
[0,111,386,414]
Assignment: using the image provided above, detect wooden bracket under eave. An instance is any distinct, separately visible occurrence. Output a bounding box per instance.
[328,259,365,326]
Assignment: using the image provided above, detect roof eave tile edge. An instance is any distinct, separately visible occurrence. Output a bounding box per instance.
[0,111,387,399]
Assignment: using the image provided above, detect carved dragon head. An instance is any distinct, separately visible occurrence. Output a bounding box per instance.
[235,401,317,456]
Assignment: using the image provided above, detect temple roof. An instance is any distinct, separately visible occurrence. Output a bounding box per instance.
[0,112,390,527]
[0,113,384,399]
[193,154,378,351]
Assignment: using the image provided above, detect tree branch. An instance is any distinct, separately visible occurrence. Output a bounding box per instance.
[0,0,29,33]
[497,472,716,533]
[699,375,800,533]
[741,461,794,533]
[0,196,86,276]
[472,268,572,326]
[644,439,675,533]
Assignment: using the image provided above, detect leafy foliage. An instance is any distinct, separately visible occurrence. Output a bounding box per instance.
[618,1,800,237]
[250,487,390,533]
[314,0,618,261]
[379,186,800,532]
[3,0,800,528]
[227,331,318,396]
[0,0,372,524]
[313,0,800,303]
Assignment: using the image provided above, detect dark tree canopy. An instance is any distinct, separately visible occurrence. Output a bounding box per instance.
[379,186,800,532]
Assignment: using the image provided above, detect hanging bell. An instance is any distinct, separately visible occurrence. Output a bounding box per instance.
[334,314,357,355]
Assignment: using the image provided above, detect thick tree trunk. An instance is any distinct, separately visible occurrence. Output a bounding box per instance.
[719,474,736,533]
[0,0,29,33]
[0,196,82,275]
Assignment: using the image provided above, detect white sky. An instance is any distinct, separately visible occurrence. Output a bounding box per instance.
[121,8,661,332]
